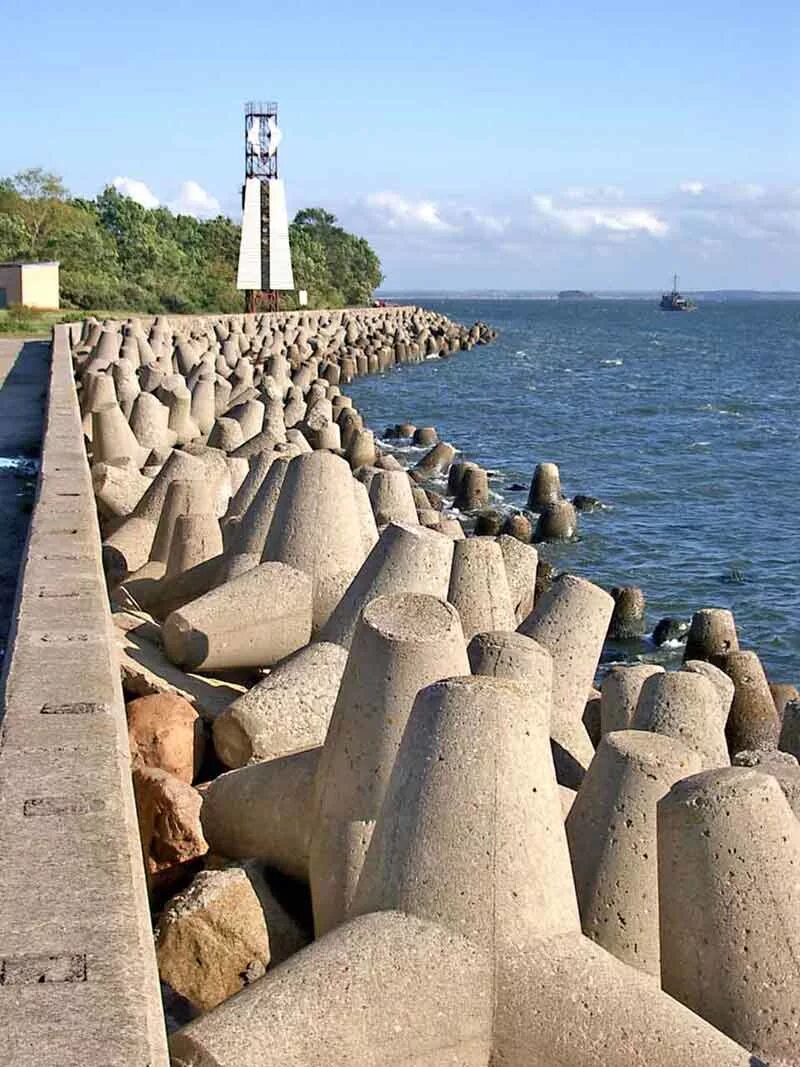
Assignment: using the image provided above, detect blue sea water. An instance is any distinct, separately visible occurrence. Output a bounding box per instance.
[347,298,800,682]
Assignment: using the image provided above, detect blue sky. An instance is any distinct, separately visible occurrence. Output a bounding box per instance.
[2,0,798,289]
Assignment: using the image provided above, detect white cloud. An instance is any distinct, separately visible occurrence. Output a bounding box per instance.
[564,185,625,202]
[111,176,221,218]
[730,182,765,202]
[470,212,509,235]
[365,191,456,232]
[531,194,668,237]
[168,180,222,219]
[317,180,800,288]
[347,182,800,260]
[112,176,160,209]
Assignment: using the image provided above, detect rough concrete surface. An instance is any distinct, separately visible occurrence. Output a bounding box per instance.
[0,327,169,1064]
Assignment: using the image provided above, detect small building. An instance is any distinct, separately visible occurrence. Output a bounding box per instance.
[0,261,60,310]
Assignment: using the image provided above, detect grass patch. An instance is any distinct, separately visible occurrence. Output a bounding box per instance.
[0,306,133,338]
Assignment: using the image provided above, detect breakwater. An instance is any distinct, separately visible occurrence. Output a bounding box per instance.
[1,305,797,1064]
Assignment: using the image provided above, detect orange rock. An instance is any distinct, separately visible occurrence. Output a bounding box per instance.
[133,766,208,894]
[127,692,205,783]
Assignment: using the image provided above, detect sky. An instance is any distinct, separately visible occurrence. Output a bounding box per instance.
[2,0,799,290]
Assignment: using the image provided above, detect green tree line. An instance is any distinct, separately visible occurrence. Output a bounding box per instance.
[0,169,383,313]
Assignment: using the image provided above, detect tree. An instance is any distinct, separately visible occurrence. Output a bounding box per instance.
[291,208,383,306]
[41,201,122,309]
[293,207,338,230]
[0,168,67,258]
[0,212,29,261]
[0,168,384,313]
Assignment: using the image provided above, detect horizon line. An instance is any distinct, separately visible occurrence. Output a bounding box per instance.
[377,288,800,297]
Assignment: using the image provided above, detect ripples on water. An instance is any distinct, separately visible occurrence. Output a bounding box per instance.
[347,299,800,681]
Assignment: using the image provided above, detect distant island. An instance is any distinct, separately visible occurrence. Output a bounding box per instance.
[557,290,595,301]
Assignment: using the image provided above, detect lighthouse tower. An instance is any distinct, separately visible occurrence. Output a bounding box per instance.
[236,101,294,312]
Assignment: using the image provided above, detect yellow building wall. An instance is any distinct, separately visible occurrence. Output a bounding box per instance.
[0,265,23,307]
[21,264,60,309]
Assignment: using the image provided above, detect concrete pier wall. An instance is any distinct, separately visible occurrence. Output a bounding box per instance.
[0,324,169,1065]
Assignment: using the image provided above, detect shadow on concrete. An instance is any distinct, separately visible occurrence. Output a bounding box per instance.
[0,339,50,668]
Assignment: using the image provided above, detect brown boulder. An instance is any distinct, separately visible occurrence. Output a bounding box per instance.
[771,682,800,721]
[156,866,269,1012]
[127,691,205,783]
[133,766,208,893]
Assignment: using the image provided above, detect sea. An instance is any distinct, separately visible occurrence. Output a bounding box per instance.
[346,298,800,683]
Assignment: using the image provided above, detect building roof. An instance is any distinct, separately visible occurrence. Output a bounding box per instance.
[0,261,60,268]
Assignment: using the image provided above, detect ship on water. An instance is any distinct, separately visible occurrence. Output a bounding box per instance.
[660,274,696,311]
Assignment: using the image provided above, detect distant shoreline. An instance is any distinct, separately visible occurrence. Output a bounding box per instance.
[378,290,800,302]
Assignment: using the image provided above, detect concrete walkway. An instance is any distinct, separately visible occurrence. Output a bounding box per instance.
[0,338,49,666]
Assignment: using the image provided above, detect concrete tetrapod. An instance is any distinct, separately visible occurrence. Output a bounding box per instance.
[732,748,800,816]
[447,459,477,498]
[467,630,553,710]
[565,730,701,977]
[533,499,578,542]
[350,677,758,1067]
[318,521,454,650]
[164,513,223,581]
[309,594,470,936]
[230,429,281,460]
[168,911,492,1067]
[495,932,764,1066]
[354,675,589,1060]
[518,574,613,788]
[201,748,321,881]
[496,534,538,624]
[167,390,201,446]
[447,536,516,643]
[453,465,490,511]
[352,478,379,558]
[718,649,781,754]
[150,479,217,565]
[222,450,276,530]
[658,767,800,1064]
[682,658,736,722]
[354,676,579,950]
[129,391,176,453]
[146,554,224,622]
[414,440,456,474]
[779,698,800,760]
[91,401,149,467]
[527,461,562,509]
[91,458,151,520]
[103,449,208,578]
[367,469,418,526]
[163,562,312,671]
[212,642,349,769]
[683,606,739,662]
[632,670,730,770]
[232,456,289,558]
[263,450,368,632]
[190,375,215,435]
[600,663,664,735]
[607,585,647,640]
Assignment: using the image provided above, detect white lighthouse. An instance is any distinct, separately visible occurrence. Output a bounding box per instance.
[236,101,294,311]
